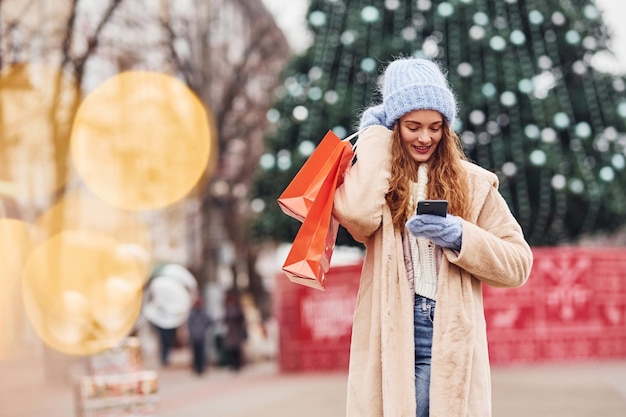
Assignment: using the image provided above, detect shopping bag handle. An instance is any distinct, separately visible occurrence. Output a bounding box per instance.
[341,129,365,148]
[341,128,367,164]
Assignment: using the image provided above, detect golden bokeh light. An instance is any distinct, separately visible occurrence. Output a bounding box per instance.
[22,230,145,355]
[0,219,35,359]
[35,190,153,279]
[70,71,214,211]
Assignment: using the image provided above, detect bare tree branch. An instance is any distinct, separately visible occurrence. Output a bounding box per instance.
[73,0,124,78]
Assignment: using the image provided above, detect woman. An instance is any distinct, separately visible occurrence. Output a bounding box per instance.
[333,57,533,417]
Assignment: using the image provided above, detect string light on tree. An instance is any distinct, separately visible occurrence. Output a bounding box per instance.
[251,0,626,246]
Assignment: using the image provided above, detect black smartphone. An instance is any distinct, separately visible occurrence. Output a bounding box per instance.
[417,200,448,217]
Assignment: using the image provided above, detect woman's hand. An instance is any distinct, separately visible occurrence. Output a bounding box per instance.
[406,214,463,251]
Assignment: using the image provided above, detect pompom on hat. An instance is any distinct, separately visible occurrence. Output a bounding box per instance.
[359,57,457,130]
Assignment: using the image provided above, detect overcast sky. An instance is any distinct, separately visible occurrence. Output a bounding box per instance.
[262,0,311,52]
[263,0,626,74]
[595,0,626,72]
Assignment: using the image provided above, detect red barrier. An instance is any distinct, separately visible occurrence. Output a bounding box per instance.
[274,263,360,372]
[275,248,626,372]
[484,247,626,365]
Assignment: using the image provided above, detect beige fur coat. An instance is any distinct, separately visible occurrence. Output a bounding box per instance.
[333,126,533,417]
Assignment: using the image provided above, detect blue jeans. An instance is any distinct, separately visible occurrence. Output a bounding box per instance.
[414,295,435,417]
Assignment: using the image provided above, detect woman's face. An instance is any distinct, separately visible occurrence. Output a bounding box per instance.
[398,109,444,163]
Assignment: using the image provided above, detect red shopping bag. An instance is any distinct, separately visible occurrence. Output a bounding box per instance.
[281,143,351,290]
[278,130,354,222]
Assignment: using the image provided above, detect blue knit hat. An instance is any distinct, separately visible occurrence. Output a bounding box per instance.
[359,58,457,130]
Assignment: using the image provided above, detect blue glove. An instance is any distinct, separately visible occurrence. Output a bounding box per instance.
[359,104,388,130]
[406,214,463,251]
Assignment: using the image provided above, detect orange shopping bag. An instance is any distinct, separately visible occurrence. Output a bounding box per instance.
[278,130,354,222]
[281,143,352,290]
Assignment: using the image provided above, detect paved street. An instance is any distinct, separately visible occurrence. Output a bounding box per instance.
[1,355,626,417]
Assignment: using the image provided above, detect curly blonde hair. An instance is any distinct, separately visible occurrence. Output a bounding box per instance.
[385,120,470,230]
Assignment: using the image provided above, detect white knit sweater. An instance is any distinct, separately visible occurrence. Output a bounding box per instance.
[407,163,438,301]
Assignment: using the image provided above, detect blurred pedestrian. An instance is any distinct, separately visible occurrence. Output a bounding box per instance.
[333,56,533,417]
[223,289,247,372]
[187,297,213,376]
[154,325,177,367]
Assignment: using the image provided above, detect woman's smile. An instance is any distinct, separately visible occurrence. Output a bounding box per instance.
[412,144,432,154]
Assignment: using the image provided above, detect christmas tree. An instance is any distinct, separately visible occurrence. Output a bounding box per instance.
[251,0,626,246]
